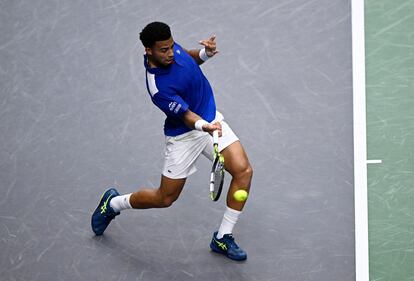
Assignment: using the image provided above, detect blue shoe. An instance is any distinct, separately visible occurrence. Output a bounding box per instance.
[91,188,120,235]
[210,231,247,261]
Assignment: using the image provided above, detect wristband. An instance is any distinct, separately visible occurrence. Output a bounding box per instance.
[195,119,208,131]
[199,48,210,62]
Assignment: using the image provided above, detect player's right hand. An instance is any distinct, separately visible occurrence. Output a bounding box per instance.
[203,122,222,137]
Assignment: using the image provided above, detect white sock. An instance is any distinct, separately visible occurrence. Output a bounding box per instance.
[216,207,241,239]
[110,193,132,212]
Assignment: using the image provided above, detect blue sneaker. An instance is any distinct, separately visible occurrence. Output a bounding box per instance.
[210,231,247,261]
[91,188,120,235]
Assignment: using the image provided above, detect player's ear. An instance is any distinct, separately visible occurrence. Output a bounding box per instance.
[145,47,153,56]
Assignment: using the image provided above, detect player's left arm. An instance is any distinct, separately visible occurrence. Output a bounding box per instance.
[184,35,219,65]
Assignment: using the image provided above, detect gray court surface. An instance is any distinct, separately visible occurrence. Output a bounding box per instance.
[0,1,354,280]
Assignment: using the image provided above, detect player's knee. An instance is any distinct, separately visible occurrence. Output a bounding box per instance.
[234,164,253,181]
[244,164,253,180]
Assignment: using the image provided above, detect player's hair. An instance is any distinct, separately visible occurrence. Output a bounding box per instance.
[139,22,172,48]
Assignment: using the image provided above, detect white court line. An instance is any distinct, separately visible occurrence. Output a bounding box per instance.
[367,159,382,164]
[351,0,369,280]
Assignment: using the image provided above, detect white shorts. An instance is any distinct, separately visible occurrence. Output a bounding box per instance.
[162,112,239,179]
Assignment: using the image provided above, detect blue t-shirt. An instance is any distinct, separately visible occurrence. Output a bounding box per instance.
[144,43,216,136]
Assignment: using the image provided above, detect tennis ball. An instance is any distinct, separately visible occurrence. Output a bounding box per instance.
[233,189,248,202]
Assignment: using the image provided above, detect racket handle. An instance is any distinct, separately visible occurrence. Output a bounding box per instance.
[213,130,219,144]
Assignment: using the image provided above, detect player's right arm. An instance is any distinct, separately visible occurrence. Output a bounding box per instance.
[182,109,222,136]
[148,88,221,136]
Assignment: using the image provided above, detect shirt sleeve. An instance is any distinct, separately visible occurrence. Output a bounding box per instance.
[151,90,189,118]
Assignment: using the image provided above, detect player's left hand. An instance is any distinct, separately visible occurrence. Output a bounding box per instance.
[199,35,219,58]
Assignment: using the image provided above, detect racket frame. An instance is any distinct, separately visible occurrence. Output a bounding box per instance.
[210,130,224,201]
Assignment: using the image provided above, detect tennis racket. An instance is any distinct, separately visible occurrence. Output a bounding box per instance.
[210,130,225,201]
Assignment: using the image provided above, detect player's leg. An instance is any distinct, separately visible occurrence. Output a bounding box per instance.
[210,140,252,261]
[220,140,253,212]
[92,130,207,236]
[91,176,186,235]
[210,140,253,235]
[111,175,186,210]
[128,176,186,209]
[203,117,252,261]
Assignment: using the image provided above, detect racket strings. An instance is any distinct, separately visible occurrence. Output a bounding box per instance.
[213,160,224,189]
[210,141,224,201]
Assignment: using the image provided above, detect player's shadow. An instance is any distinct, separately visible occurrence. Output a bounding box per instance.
[92,233,252,281]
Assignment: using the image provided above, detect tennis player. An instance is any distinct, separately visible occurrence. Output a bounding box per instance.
[91,22,253,261]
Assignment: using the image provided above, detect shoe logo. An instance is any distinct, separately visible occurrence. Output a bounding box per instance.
[168,170,172,173]
[214,238,227,251]
[100,194,113,214]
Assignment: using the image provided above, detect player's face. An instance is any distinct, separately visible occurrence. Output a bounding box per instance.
[146,37,175,67]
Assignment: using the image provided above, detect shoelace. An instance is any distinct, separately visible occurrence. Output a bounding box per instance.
[223,234,239,249]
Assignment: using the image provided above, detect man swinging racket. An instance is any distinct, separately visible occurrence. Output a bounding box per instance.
[91,22,253,261]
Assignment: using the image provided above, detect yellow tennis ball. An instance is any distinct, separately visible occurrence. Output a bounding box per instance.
[233,189,248,201]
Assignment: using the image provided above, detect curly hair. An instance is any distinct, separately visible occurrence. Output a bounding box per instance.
[139,22,172,48]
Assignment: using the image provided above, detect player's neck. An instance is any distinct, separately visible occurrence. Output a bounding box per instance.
[147,56,160,68]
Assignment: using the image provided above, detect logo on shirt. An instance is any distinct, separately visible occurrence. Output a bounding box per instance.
[169,101,177,111]
[176,50,181,55]
[169,102,182,114]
